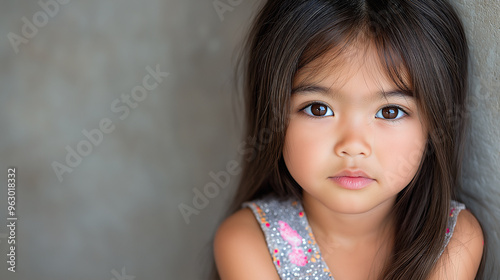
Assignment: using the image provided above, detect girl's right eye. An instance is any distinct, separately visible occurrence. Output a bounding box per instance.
[301,102,334,117]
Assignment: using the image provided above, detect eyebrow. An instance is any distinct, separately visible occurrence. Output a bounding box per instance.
[291,84,413,100]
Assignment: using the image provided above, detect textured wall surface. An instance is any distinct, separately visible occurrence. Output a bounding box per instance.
[453,0,500,277]
[0,0,256,279]
[0,0,498,279]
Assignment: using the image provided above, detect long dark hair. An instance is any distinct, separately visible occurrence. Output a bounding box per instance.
[213,0,485,279]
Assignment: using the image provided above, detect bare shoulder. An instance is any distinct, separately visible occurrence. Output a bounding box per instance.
[213,208,280,280]
[430,209,484,279]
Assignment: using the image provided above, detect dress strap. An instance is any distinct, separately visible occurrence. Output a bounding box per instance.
[243,195,333,279]
[439,200,467,257]
[243,196,464,278]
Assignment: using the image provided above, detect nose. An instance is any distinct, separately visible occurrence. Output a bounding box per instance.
[333,121,372,158]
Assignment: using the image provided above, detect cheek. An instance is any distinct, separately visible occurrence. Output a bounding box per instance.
[283,121,331,183]
[376,124,427,186]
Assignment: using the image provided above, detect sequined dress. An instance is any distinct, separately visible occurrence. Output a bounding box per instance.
[243,195,465,280]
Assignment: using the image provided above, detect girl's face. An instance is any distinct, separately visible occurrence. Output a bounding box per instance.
[283,46,428,214]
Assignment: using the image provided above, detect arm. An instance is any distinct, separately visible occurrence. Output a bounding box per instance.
[428,209,484,280]
[214,208,281,280]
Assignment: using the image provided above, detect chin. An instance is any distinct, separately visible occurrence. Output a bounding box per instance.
[321,195,387,215]
[330,204,374,215]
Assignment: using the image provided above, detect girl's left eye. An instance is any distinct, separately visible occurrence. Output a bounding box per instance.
[375,106,407,120]
[302,103,334,117]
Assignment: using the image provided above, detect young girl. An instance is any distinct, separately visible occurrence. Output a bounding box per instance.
[213,0,485,279]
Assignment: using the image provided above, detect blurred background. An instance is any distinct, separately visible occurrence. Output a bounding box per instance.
[0,0,498,279]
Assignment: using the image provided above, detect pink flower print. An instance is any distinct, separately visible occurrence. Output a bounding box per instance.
[278,221,302,247]
[278,220,308,267]
[289,247,308,266]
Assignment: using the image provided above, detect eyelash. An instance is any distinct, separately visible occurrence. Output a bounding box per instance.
[299,102,410,121]
[300,102,334,118]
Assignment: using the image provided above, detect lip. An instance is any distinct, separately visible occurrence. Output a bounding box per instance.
[329,169,375,190]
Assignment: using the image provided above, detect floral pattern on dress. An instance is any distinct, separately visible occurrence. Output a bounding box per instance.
[244,196,464,279]
[278,220,308,266]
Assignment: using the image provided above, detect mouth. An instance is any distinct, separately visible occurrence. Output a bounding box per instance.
[329,169,375,190]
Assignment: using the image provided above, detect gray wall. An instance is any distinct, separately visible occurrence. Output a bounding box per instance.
[454,0,500,276]
[0,0,497,279]
[0,0,256,279]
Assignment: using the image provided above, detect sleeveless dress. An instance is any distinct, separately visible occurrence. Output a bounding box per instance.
[242,195,465,280]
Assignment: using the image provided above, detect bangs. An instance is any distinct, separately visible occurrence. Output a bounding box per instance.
[295,3,413,98]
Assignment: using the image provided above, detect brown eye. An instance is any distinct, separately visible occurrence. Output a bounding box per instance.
[376,106,406,120]
[382,107,398,119]
[311,104,327,116]
[303,103,333,117]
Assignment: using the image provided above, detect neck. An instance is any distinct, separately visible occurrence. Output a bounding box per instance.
[302,193,396,249]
